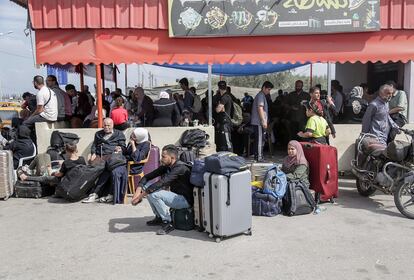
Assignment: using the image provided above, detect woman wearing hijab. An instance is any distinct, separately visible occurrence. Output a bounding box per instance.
[6,126,35,169]
[152,91,180,127]
[281,140,309,186]
[126,128,151,175]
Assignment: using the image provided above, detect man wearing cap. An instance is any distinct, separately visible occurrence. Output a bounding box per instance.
[152,91,180,126]
[214,81,233,151]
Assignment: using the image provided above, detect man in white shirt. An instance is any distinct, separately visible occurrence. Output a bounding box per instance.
[23,75,58,129]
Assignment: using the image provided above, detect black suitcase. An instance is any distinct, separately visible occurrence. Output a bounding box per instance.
[14,181,55,199]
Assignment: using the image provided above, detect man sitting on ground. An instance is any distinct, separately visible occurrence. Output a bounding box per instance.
[132,145,193,235]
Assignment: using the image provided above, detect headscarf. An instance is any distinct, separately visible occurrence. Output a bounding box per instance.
[282,140,308,171]
[133,128,149,144]
[159,91,169,99]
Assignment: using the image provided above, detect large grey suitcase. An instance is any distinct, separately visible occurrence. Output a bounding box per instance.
[203,170,252,242]
[193,188,205,231]
[0,150,15,200]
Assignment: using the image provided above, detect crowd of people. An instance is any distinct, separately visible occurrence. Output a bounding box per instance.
[0,73,409,234]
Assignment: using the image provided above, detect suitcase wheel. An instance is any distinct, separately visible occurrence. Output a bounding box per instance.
[208,233,214,239]
[35,194,40,199]
[245,229,252,236]
[215,237,222,243]
[329,198,335,204]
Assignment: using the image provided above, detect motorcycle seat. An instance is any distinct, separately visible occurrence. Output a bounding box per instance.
[370,148,386,157]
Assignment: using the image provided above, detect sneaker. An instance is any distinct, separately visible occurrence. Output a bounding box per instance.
[156,222,174,235]
[82,193,98,203]
[99,194,113,203]
[146,216,163,226]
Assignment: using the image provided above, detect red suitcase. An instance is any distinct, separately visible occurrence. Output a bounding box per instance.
[300,142,338,202]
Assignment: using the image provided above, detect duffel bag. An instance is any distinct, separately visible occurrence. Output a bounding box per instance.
[282,180,316,216]
[252,190,282,217]
[179,129,209,149]
[204,152,248,175]
[55,164,105,201]
[190,159,205,187]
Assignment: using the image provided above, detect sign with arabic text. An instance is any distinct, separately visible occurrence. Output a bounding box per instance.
[168,0,380,37]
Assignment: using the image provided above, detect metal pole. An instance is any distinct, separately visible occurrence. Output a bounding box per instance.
[309,64,313,88]
[95,64,103,128]
[113,65,118,89]
[208,64,212,126]
[124,64,128,94]
[327,62,332,97]
[79,63,84,92]
[101,64,105,93]
[137,64,140,87]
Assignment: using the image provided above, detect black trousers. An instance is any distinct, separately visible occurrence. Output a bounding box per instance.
[253,125,265,161]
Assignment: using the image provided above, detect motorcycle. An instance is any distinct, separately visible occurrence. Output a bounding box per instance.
[351,129,414,219]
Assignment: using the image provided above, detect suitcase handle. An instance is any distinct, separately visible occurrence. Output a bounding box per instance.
[325,164,331,184]
[226,176,231,206]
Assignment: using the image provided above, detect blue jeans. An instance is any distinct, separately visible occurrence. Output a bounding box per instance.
[146,190,190,222]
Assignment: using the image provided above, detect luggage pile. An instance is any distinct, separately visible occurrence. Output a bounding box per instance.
[190,152,252,242]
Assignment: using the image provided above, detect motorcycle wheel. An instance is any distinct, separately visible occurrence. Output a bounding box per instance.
[356,179,377,196]
[394,181,414,219]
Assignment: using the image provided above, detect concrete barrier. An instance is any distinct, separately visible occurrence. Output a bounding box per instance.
[330,123,414,173]
[35,122,414,172]
[35,123,215,160]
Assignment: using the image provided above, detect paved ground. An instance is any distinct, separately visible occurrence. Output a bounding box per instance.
[1,178,414,280]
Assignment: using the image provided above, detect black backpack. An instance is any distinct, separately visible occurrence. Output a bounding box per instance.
[179,129,209,149]
[50,131,80,151]
[178,147,197,165]
[282,180,316,216]
[55,164,105,201]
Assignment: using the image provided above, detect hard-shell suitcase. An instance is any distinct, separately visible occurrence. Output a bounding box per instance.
[203,170,252,242]
[14,181,55,199]
[141,145,160,185]
[0,150,15,200]
[193,188,205,231]
[300,142,339,202]
[249,162,274,182]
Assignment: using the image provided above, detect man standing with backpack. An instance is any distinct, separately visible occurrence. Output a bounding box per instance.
[251,81,273,162]
[214,81,233,152]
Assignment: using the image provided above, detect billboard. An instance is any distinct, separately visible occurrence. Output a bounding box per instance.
[168,0,380,37]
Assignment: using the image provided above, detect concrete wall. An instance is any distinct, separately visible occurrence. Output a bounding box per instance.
[35,123,215,160]
[335,62,368,93]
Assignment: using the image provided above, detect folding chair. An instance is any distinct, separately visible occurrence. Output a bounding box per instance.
[125,148,151,203]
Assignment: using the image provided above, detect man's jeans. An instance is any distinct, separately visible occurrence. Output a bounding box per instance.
[146,190,190,222]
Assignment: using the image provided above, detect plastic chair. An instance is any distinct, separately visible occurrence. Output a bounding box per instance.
[125,148,151,203]
[17,142,37,168]
[14,142,37,181]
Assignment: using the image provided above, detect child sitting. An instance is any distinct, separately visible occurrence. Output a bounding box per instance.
[297,101,331,145]
[20,143,86,186]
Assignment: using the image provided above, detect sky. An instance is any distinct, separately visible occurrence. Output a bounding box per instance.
[0,0,330,98]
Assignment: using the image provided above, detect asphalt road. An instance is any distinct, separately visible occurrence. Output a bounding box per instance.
[1,179,413,280]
